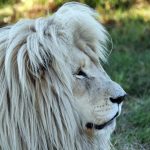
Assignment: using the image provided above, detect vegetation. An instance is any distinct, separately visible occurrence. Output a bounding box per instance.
[0,0,150,149]
[104,6,150,150]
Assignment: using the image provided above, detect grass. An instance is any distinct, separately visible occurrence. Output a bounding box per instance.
[111,96,150,150]
[105,50,150,96]
[104,15,150,150]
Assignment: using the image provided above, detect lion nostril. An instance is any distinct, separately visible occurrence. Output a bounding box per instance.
[110,94,127,104]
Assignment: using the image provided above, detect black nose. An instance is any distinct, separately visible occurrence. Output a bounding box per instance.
[110,95,127,104]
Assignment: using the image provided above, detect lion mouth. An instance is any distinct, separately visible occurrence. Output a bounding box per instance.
[86,112,119,130]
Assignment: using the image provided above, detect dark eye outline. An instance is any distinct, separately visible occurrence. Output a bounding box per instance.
[77,70,87,77]
[75,68,88,79]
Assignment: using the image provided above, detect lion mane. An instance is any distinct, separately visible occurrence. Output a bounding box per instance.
[0,2,111,150]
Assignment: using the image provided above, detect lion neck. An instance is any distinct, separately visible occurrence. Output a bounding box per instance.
[74,127,111,150]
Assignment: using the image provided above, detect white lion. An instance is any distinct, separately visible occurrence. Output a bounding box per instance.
[0,2,126,150]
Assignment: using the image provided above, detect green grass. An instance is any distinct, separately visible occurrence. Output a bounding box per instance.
[112,96,150,150]
[105,18,150,96]
[104,17,150,149]
[105,50,150,96]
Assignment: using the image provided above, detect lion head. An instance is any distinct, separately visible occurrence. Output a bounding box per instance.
[0,2,126,150]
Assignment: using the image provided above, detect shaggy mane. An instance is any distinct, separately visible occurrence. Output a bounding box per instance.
[0,2,110,150]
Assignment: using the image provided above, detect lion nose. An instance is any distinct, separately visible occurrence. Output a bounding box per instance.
[110,94,127,104]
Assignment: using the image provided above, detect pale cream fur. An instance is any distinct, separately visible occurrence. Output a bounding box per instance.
[0,2,126,150]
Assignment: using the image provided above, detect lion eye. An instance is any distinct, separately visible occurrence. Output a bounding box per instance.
[78,70,87,76]
[75,70,88,79]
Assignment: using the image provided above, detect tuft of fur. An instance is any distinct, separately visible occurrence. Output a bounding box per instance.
[0,2,110,150]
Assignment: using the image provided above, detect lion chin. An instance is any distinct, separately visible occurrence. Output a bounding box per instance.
[0,2,126,150]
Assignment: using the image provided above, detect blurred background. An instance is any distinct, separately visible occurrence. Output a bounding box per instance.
[0,0,150,149]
